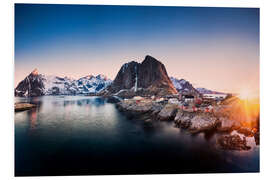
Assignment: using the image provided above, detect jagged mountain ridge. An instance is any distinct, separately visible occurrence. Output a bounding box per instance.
[170,77,200,96]
[15,69,112,97]
[170,77,226,95]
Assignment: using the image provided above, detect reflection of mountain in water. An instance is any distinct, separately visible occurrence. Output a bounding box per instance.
[52,97,106,107]
[26,100,43,132]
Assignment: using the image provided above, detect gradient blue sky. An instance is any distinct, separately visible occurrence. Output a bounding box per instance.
[15,4,259,95]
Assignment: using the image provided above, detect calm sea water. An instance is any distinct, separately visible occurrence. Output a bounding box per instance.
[15,96,259,176]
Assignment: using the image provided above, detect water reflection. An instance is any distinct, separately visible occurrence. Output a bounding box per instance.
[28,108,37,130]
[52,97,106,107]
[16,97,43,132]
[14,96,259,176]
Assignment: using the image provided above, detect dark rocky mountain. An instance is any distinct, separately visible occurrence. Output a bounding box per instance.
[15,69,45,97]
[109,61,139,92]
[106,55,178,97]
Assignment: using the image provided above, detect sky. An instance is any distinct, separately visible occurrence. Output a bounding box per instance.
[15,4,259,95]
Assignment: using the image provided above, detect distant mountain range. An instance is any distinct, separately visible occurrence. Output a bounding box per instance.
[170,77,226,95]
[15,55,225,97]
[15,69,112,97]
[195,87,226,95]
[170,77,200,96]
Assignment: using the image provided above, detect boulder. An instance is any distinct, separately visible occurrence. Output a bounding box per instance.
[174,110,193,129]
[150,103,164,116]
[157,104,178,121]
[188,114,218,133]
[217,134,251,151]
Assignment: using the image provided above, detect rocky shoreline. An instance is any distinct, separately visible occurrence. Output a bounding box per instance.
[114,96,259,151]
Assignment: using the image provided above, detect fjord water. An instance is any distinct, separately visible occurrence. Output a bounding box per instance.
[15,96,259,176]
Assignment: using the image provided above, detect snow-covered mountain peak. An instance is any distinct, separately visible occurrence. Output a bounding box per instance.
[81,74,95,80]
[96,74,108,80]
[15,71,112,97]
[170,77,200,96]
[31,68,39,76]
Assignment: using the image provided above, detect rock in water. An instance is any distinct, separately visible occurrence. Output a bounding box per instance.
[107,55,178,97]
[15,103,36,112]
[217,134,251,151]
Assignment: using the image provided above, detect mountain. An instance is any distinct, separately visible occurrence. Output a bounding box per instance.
[170,76,226,96]
[170,77,200,96]
[75,74,112,94]
[196,87,225,95]
[15,69,45,97]
[106,55,178,97]
[15,69,112,97]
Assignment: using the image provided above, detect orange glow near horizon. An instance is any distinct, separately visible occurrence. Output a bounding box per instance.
[238,88,259,101]
[223,96,260,129]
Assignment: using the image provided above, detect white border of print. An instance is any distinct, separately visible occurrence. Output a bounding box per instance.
[1,0,269,180]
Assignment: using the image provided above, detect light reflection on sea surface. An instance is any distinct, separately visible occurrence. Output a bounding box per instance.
[15,96,259,176]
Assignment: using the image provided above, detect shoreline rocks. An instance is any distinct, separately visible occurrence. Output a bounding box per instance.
[114,96,259,151]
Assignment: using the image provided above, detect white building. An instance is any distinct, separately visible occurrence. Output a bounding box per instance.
[203,94,227,100]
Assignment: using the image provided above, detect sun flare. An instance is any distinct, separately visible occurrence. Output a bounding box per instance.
[238,88,258,101]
